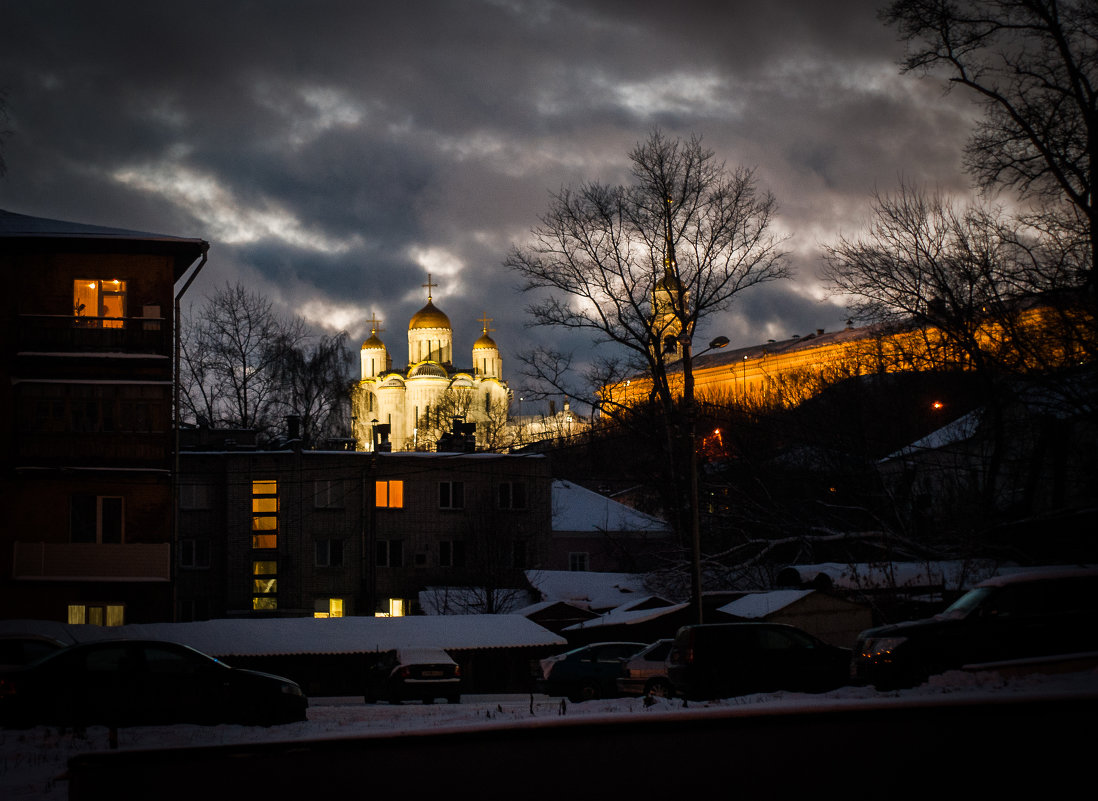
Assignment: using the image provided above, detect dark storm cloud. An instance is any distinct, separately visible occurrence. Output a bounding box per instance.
[1,0,979,385]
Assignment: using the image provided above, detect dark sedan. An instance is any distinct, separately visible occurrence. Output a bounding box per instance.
[0,638,308,728]
[667,623,851,701]
[537,641,648,702]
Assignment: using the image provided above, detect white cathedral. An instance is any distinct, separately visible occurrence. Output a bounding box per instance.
[351,275,511,452]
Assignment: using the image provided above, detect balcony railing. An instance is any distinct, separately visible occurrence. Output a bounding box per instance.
[16,314,171,355]
[12,542,171,582]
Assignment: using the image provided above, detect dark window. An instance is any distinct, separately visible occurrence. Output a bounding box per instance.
[440,540,466,568]
[498,481,527,510]
[439,481,465,510]
[70,495,123,543]
[179,538,210,569]
[377,540,403,568]
[316,539,344,567]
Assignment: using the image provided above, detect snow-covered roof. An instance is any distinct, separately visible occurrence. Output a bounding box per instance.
[717,590,815,619]
[526,570,649,611]
[552,480,670,534]
[0,615,565,658]
[563,602,689,631]
[881,410,982,462]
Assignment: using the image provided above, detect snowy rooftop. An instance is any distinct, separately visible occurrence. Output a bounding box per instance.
[0,615,566,657]
[526,570,650,611]
[552,480,670,534]
[564,602,690,631]
[718,590,815,619]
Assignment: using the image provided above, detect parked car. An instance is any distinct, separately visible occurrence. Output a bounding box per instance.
[0,634,68,670]
[538,641,648,702]
[667,623,851,701]
[0,638,308,728]
[851,567,1098,689]
[364,647,462,704]
[616,638,674,698]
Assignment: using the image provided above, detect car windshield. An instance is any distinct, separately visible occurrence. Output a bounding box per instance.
[939,587,993,619]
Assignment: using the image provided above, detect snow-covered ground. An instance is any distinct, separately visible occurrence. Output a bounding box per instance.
[3,665,1096,800]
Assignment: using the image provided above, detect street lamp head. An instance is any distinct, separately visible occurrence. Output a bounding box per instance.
[708,336,730,350]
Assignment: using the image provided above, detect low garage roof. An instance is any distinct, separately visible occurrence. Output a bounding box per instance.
[1,615,566,658]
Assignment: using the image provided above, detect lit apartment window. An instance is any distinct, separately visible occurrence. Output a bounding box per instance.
[375,480,404,508]
[251,480,278,549]
[375,598,406,617]
[73,279,126,328]
[252,559,277,610]
[314,598,344,618]
[569,552,590,572]
[68,603,125,626]
[498,481,527,510]
[70,495,124,544]
[376,539,403,568]
[315,538,344,567]
[439,481,464,510]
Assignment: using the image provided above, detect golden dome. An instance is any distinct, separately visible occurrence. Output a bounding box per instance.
[409,299,451,331]
[474,332,497,349]
[361,333,385,350]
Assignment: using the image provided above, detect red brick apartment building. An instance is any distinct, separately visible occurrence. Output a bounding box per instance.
[1,209,207,624]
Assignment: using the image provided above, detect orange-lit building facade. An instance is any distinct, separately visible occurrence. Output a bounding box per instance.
[0,209,207,624]
[603,303,1086,412]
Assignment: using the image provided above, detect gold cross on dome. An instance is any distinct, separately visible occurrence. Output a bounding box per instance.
[423,273,438,302]
[367,313,384,336]
[478,313,494,335]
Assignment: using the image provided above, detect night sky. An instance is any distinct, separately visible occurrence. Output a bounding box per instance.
[0,0,979,391]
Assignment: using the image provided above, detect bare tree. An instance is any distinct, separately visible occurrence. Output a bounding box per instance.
[506,130,788,416]
[822,183,1091,379]
[269,331,355,447]
[884,0,1097,286]
[180,283,327,442]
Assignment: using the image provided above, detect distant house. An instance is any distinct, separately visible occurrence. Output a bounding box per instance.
[0,208,207,625]
[715,589,872,649]
[561,601,691,647]
[550,480,672,573]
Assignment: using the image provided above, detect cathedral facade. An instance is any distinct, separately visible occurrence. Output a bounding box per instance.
[351,277,511,452]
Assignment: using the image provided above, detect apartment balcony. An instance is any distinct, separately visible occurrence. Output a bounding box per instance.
[12,542,171,582]
[15,314,171,355]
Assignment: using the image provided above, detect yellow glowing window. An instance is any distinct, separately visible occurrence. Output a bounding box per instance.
[73,279,127,328]
[375,598,405,617]
[252,497,278,514]
[252,533,277,549]
[314,598,344,618]
[253,597,277,611]
[253,578,277,594]
[376,480,403,508]
[251,480,277,539]
[67,603,125,626]
[252,560,277,575]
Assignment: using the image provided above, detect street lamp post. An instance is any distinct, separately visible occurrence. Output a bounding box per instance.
[681,333,729,625]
